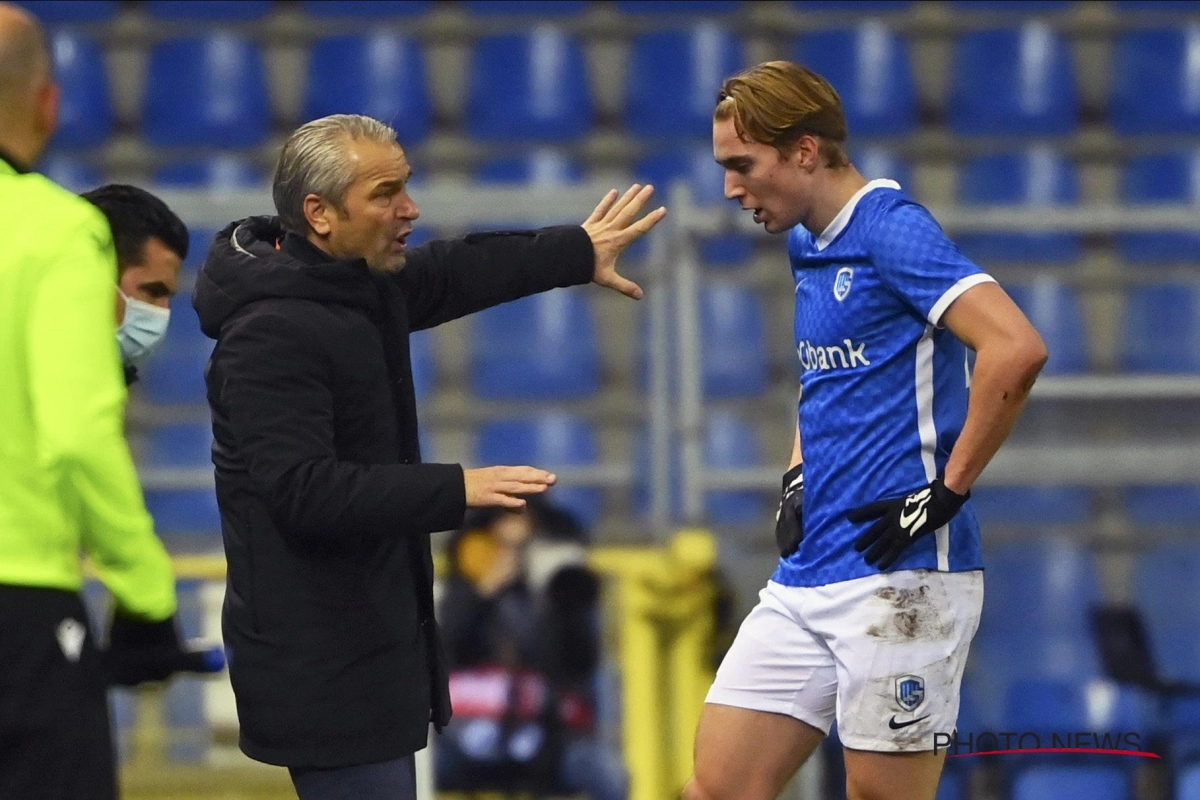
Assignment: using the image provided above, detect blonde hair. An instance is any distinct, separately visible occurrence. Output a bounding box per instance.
[273,114,399,234]
[714,61,850,168]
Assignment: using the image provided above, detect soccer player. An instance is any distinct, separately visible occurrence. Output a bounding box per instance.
[684,62,1049,800]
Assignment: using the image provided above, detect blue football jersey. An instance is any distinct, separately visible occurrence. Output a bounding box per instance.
[774,179,992,588]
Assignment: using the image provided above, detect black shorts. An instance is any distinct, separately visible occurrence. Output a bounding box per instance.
[0,584,116,800]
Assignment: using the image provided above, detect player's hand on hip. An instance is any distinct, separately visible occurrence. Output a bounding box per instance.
[581,183,667,301]
[774,463,805,557]
[464,466,557,509]
[847,478,969,571]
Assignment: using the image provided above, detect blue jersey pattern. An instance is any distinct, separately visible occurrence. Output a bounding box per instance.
[773,180,991,588]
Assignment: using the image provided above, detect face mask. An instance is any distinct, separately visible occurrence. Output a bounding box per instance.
[117,289,171,365]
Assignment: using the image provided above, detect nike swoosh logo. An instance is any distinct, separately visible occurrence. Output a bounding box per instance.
[888,714,930,730]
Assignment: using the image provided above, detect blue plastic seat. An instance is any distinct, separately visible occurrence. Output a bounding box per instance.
[948,24,1078,136]
[409,329,435,400]
[1118,150,1200,264]
[1003,281,1089,374]
[1125,485,1200,526]
[855,146,913,190]
[793,24,916,138]
[701,283,768,397]
[39,155,102,191]
[145,423,213,468]
[145,1,272,19]
[704,411,767,524]
[143,35,270,147]
[955,149,1082,265]
[16,1,117,23]
[1120,283,1200,373]
[156,156,264,190]
[181,227,217,271]
[144,489,221,536]
[970,485,1092,525]
[972,628,1101,685]
[1134,543,1200,683]
[617,1,742,12]
[476,148,585,186]
[981,537,1101,635]
[466,28,592,142]
[51,32,111,149]
[464,1,590,13]
[305,34,431,146]
[476,415,602,527]
[469,289,599,399]
[302,0,431,14]
[1181,764,1200,800]
[636,146,755,264]
[1011,767,1130,800]
[137,295,212,405]
[1112,27,1200,135]
[1117,0,1200,6]
[627,24,744,140]
[950,0,1070,8]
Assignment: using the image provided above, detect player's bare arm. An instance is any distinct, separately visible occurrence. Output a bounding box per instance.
[939,281,1049,495]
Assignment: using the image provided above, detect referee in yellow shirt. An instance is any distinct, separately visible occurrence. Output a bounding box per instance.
[0,5,183,797]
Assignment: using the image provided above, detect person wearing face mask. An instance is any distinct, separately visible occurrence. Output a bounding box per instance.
[0,6,190,798]
[81,183,189,386]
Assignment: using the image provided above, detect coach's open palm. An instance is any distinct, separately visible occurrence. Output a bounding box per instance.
[581,184,667,300]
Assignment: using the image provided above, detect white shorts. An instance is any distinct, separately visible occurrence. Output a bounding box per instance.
[706,569,983,752]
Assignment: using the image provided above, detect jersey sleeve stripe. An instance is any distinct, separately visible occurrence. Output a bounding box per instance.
[928,273,997,328]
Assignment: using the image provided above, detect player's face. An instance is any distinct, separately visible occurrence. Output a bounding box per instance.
[317,139,420,274]
[116,236,181,323]
[713,116,809,234]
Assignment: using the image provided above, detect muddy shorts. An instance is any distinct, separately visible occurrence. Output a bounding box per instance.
[705,569,983,752]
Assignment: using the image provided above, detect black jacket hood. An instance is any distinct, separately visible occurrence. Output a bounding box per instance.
[193,216,380,340]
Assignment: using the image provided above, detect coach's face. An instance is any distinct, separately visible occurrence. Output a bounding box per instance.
[307,138,420,274]
[714,116,808,234]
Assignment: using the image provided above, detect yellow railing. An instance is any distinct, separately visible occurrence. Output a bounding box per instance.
[110,532,720,800]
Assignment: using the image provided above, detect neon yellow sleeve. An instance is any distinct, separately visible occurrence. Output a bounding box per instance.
[26,211,177,620]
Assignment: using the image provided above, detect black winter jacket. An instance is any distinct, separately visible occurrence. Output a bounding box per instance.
[192,218,595,768]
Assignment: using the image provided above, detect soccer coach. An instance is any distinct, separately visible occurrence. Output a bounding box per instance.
[193,114,665,799]
[0,5,184,798]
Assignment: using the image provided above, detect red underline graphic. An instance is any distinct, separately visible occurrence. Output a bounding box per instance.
[948,748,1162,759]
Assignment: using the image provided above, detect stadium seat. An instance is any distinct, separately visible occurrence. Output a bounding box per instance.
[1112,27,1200,135]
[1003,281,1089,374]
[1181,764,1200,800]
[39,155,102,191]
[700,283,769,397]
[1116,0,1200,7]
[1118,150,1200,264]
[1125,485,1200,526]
[51,32,111,149]
[635,146,755,264]
[305,34,432,146]
[955,149,1082,265]
[16,1,117,23]
[703,411,767,524]
[981,537,1101,635]
[464,1,590,13]
[617,1,743,12]
[145,423,213,468]
[948,24,1078,136]
[182,227,218,271]
[856,146,913,190]
[970,485,1092,526]
[301,0,432,15]
[1010,767,1130,800]
[1133,543,1200,683]
[627,24,744,140]
[145,1,272,20]
[1120,283,1200,373]
[465,28,592,142]
[477,148,585,186]
[476,415,602,527]
[137,294,212,405]
[155,156,264,190]
[469,289,600,399]
[1004,679,1091,734]
[144,489,221,536]
[950,0,1070,8]
[409,329,435,400]
[143,35,270,148]
[797,1,913,7]
[792,23,917,138]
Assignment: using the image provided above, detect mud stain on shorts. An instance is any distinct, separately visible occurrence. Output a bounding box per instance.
[866,585,954,642]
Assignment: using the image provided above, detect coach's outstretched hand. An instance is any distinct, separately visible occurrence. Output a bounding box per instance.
[582,184,667,300]
[848,478,969,571]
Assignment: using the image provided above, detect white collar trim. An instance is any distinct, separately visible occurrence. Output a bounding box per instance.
[815,178,901,251]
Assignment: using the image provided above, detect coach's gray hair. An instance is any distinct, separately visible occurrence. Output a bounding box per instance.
[273,114,398,234]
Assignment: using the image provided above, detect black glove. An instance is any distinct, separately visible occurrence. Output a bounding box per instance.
[774,463,805,558]
[848,478,969,571]
[106,612,187,686]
